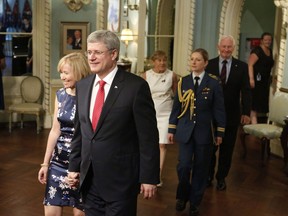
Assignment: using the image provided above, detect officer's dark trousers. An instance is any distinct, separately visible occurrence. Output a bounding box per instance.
[176,136,213,206]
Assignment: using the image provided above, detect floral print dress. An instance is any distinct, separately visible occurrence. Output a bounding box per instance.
[43,88,83,210]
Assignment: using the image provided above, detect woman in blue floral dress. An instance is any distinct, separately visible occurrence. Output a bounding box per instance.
[38,52,91,216]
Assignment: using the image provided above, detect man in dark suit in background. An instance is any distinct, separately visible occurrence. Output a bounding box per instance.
[67,30,160,216]
[72,29,82,49]
[205,35,251,191]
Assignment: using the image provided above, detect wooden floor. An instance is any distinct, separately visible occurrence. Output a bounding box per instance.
[1,123,288,216]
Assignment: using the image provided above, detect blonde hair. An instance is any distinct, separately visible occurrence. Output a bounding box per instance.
[57,52,91,81]
[150,50,167,61]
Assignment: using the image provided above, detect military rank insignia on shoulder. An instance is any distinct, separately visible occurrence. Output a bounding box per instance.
[208,73,219,80]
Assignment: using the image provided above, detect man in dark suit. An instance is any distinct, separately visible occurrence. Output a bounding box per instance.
[72,29,82,49]
[205,35,251,191]
[67,30,160,216]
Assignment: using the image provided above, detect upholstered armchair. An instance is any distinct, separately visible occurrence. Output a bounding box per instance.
[8,76,44,134]
[241,92,288,166]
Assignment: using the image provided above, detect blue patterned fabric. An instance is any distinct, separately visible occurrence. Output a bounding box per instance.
[43,88,83,210]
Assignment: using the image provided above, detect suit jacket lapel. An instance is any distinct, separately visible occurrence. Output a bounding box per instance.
[215,57,220,75]
[83,75,97,133]
[227,57,237,84]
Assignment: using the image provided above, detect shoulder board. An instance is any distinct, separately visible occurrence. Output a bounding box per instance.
[208,73,219,80]
[184,74,191,78]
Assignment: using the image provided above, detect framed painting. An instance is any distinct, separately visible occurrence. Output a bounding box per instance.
[107,0,120,32]
[60,22,90,56]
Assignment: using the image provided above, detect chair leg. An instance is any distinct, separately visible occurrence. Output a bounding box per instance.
[36,114,40,134]
[267,140,271,158]
[20,114,24,129]
[260,138,269,166]
[239,127,248,159]
[9,112,12,133]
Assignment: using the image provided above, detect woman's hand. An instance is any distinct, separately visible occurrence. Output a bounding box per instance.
[38,167,48,184]
[168,133,174,144]
[215,137,223,146]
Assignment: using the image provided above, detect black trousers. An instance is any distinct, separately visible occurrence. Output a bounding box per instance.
[82,168,138,216]
[176,135,213,206]
[209,125,238,181]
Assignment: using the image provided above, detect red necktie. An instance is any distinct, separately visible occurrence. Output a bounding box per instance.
[220,60,227,86]
[92,80,106,131]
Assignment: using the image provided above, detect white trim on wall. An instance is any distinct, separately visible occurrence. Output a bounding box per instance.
[172,0,195,76]
[219,0,245,57]
[96,0,105,30]
[34,0,52,128]
[273,1,287,91]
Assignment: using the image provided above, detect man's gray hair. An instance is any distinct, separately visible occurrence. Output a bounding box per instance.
[87,30,120,60]
[218,35,235,47]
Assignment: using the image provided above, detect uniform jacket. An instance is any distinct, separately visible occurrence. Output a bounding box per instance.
[205,57,251,126]
[168,72,225,144]
[68,69,160,202]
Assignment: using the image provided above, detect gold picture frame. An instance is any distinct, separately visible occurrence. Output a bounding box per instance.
[60,22,90,56]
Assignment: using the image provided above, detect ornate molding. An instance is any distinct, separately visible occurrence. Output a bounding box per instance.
[219,0,245,57]
[274,0,288,8]
[274,1,288,91]
[188,0,195,72]
[63,0,92,12]
[96,0,105,30]
[44,0,51,113]
[172,0,194,76]
[33,0,52,127]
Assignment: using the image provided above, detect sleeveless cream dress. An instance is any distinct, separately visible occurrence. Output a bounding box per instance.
[146,69,174,144]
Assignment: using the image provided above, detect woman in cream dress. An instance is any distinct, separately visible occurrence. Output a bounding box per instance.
[141,50,178,187]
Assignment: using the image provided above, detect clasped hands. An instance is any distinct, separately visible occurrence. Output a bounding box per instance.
[140,184,157,199]
[66,172,80,188]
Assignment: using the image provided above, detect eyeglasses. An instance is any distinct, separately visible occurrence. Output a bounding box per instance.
[85,49,115,57]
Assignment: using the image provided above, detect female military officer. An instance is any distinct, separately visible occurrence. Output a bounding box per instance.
[168,48,226,216]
